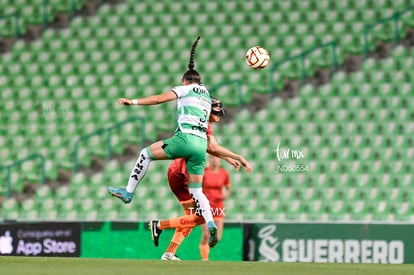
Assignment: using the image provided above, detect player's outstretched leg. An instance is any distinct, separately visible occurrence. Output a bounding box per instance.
[149,220,163,247]
[108,148,154,203]
[107,187,133,204]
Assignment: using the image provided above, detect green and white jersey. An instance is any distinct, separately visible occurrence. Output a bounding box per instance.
[171,83,211,139]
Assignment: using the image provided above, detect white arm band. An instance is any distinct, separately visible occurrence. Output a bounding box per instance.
[132,99,139,105]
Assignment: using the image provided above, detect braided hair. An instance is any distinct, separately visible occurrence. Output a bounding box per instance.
[182,36,201,84]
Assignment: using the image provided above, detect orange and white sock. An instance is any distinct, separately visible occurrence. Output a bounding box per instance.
[159,214,204,229]
[166,227,193,255]
[164,199,196,254]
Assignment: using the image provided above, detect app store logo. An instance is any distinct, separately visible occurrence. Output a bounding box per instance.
[0,231,13,254]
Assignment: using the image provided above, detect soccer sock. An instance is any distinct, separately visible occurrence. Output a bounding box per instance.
[188,185,215,226]
[199,242,210,260]
[165,200,195,254]
[159,215,204,230]
[126,147,153,193]
[166,227,193,254]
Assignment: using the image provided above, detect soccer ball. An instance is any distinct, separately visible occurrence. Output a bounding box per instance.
[245,46,270,69]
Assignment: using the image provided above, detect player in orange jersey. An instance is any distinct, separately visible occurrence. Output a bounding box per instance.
[199,154,231,261]
[149,97,252,260]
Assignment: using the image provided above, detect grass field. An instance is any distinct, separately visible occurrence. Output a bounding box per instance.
[1,256,414,275]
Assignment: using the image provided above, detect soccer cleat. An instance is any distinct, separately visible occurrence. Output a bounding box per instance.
[161,252,181,261]
[107,187,133,203]
[148,220,162,247]
[207,221,218,248]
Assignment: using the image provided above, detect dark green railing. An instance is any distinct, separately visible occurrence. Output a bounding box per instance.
[363,6,414,59]
[0,154,45,198]
[73,116,145,172]
[209,79,244,108]
[269,41,337,95]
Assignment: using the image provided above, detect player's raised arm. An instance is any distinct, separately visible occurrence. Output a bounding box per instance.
[118,90,177,106]
[207,134,253,173]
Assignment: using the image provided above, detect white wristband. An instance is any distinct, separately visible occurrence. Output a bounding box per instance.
[132,99,139,105]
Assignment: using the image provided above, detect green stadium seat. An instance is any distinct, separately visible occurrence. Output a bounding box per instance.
[93,186,107,199]
[35,185,52,200]
[1,197,18,213]
[55,185,71,199]
[401,9,414,28]
[100,209,117,220]
[97,197,118,212]
[79,198,96,212]
[60,209,79,220]
[394,201,414,221]
[58,198,78,214]
[42,209,59,220]
[20,209,39,220]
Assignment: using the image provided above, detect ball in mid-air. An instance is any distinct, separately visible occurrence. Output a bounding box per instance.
[245,46,270,69]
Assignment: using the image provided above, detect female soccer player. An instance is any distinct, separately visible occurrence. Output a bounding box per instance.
[149,97,252,260]
[199,154,231,261]
[108,37,219,245]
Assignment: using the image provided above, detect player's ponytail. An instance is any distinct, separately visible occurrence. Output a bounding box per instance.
[182,36,201,84]
[188,36,200,71]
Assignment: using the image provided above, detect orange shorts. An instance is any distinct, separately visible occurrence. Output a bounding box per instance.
[167,159,192,201]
